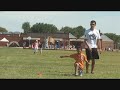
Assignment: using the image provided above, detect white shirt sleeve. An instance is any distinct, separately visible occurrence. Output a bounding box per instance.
[97,30,101,39]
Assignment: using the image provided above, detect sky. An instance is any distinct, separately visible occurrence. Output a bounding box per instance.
[0,11,120,35]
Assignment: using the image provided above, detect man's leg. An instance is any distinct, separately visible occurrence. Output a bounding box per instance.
[91,59,95,74]
[85,48,92,73]
[40,48,42,54]
[91,48,98,74]
[86,60,90,73]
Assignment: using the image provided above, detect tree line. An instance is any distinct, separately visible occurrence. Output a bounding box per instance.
[0,22,120,45]
[104,33,120,48]
[22,22,86,38]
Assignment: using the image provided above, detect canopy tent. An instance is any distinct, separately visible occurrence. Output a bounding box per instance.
[8,41,20,47]
[0,37,9,42]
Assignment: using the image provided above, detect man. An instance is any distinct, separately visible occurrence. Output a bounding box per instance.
[84,20,102,74]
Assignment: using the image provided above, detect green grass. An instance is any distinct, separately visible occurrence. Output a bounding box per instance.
[0,47,120,79]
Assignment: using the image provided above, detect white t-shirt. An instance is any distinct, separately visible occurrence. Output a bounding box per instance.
[84,29,101,48]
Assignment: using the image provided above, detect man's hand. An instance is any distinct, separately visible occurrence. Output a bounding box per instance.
[87,62,90,65]
[89,48,92,51]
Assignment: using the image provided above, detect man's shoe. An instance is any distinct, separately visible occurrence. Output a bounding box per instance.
[75,73,79,76]
[91,72,94,74]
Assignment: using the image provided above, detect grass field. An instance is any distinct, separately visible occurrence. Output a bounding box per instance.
[0,47,120,79]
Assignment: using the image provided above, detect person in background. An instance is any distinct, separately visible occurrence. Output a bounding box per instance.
[23,42,26,49]
[33,40,39,54]
[38,41,43,54]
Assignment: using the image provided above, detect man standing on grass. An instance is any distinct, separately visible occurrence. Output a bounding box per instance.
[84,20,102,74]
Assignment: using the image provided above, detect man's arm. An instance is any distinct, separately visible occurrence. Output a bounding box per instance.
[97,39,102,54]
[84,39,91,50]
[84,31,91,50]
[97,30,102,54]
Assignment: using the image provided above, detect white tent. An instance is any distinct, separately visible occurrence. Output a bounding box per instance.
[0,37,9,42]
[8,41,20,47]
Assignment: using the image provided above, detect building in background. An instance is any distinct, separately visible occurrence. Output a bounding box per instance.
[0,32,115,50]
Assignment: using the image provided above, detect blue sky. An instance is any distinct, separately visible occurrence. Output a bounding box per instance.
[0,11,120,35]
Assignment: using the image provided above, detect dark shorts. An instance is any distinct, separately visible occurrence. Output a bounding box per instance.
[85,48,99,60]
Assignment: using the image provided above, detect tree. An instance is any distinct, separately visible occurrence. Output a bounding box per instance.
[104,33,117,42]
[60,26,85,38]
[73,26,85,38]
[22,22,30,34]
[0,27,8,33]
[104,33,120,49]
[30,23,58,33]
[60,26,73,33]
